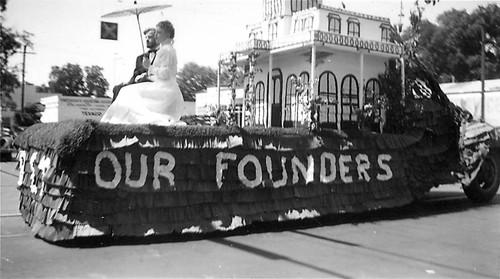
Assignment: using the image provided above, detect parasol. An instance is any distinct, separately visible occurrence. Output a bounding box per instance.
[101,1,171,54]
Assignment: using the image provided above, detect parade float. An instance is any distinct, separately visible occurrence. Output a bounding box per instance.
[14,0,499,242]
[13,65,499,241]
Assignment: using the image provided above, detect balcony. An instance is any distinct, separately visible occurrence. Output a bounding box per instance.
[222,30,403,62]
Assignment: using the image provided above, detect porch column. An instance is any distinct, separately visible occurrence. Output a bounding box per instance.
[217,58,221,109]
[267,53,273,128]
[310,44,316,98]
[359,52,364,108]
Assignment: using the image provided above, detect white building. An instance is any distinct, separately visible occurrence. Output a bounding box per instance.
[40,96,112,122]
[440,79,500,128]
[220,0,402,129]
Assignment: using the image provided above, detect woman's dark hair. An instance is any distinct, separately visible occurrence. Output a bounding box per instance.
[157,20,175,39]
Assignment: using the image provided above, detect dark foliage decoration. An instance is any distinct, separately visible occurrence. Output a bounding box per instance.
[16,119,422,242]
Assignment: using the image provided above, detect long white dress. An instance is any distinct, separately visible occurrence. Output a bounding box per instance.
[101,43,184,125]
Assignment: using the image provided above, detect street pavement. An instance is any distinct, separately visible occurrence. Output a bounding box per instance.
[1,160,499,278]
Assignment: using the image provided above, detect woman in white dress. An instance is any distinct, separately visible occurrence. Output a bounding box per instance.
[101,20,184,125]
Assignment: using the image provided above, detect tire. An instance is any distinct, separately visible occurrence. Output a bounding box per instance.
[463,155,500,203]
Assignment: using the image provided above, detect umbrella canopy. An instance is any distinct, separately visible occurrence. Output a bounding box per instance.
[101,2,171,18]
[101,1,172,54]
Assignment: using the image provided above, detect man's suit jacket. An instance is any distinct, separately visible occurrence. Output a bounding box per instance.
[127,50,157,84]
[112,49,157,102]
[128,54,148,84]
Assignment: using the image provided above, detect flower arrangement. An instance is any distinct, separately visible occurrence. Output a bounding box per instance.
[290,76,323,131]
[244,51,260,126]
[227,52,239,126]
[356,91,388,133]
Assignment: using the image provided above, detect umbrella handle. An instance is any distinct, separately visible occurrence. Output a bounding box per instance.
[136,13,146,55]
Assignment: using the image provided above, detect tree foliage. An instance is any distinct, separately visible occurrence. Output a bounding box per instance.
[48,63,109,97]
[85,65,109,97]
[176,62,217,95]
[176,62,244,96]
[48,64,86,96]
[1,1,33,110]
[409,4,500,82]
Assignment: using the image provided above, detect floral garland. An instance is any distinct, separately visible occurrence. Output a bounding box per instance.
[356,89,389,133]
[291,76,323,131]
[244,51,260,126]
[227,52,238,126]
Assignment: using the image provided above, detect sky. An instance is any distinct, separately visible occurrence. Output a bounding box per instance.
[4,0,499,96]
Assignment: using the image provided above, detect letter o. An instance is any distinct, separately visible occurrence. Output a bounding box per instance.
[238,155,262,188]
[95,151,122,189]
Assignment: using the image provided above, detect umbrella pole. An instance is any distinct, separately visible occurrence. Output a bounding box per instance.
[136,13,146,55]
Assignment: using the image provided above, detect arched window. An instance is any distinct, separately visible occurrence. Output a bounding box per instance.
[294,19,300,33]
[365,78,381,128]
[255,81,266,125]
[328,13,341,34]
[340,74,359,124]
[305,16,314,30]
[317,71,338,127]
[347,17,360,37]
[270,68,283,127]
[365,78,380,106]
[269,22,278,40]
[299,71,309,83]
[298,71,310,124]
[284,74,298,127]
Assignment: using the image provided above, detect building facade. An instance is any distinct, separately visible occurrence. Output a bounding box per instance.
[220,0,402,129]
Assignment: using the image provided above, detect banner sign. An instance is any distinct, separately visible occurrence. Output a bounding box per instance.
[41,96,111,122]
[91,147,403,191]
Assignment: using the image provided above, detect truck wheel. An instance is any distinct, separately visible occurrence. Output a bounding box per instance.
[463,155,500,203]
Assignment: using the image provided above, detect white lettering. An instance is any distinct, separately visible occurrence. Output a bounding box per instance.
[38,154,52,196]
[17,150,27,186]
[95,151,122,189]
[125,153,148,188]
[355,154,371,182]
[216,152,237,189]
[291,155,314,184]
[339,155,353,183]
[29,151,39,193]
[153,151,175,190]
[376,154,393,181]
[320,152,337,183]
[266,156,288,188]
[238,155,262,188]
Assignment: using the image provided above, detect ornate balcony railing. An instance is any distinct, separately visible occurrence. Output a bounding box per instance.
[234,39,271,52]
[313,30,403,55]
[222,30,403,62]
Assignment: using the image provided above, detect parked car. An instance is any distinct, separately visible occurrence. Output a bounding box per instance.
[1,127,16,161]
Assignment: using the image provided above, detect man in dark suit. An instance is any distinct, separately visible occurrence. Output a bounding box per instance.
[112,28,159,102]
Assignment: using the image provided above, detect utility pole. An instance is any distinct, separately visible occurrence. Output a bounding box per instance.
[21,44,27,112]
[19,44,35,113]
[480,26,485,122]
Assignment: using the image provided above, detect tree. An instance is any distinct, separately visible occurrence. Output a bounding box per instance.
[176,62,218,95]
[1,9,33,110]
[413,4,500,82]
[85,65,109,97]
[48,63,86,96]
[48,63,109,97]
